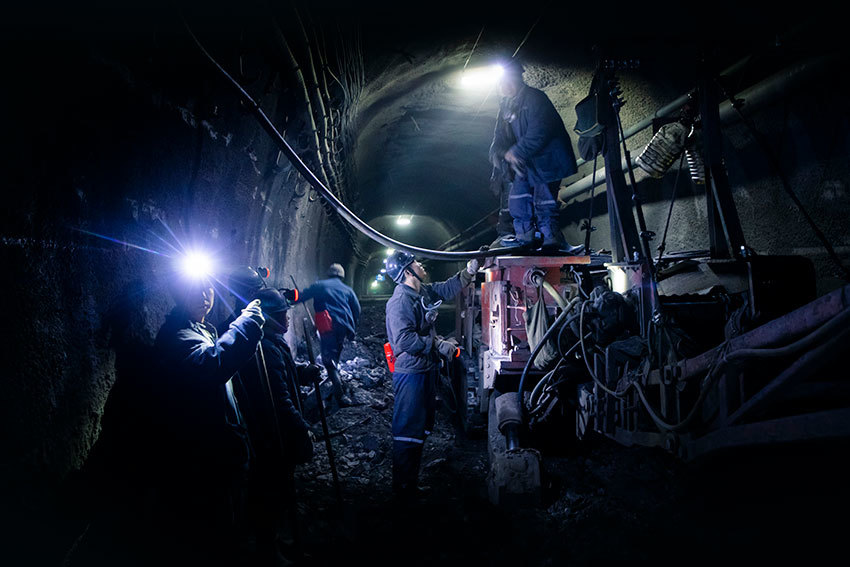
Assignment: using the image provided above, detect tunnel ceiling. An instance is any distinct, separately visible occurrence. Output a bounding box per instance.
[334,0,807,256]
[5,0,825,265]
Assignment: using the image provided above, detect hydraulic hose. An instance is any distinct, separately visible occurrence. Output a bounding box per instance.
[186,23,533,261]
[541,280,568,310]
[516,297,582,417]
[623,305,850,433]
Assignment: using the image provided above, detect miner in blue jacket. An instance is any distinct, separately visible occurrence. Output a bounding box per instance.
[490,59,580,252]
[154,273,265,565]
[297,263,361,407]
[384,250,478,501]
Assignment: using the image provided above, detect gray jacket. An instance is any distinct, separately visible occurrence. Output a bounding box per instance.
[385,270,472,374]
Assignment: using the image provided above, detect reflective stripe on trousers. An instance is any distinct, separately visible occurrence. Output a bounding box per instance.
[391,369,437,489]
[509,176,561,237]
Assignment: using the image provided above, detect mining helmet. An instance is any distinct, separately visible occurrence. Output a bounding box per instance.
[226,266,268,300]
[327,263,345,279]
[384,250,415,284]
[254,288,290,313]
[501,58,525,77]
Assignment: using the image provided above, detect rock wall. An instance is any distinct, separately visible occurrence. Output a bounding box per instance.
[0,19,352,547]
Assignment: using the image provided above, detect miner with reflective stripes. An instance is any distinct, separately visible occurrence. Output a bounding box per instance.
[383,250,478,501]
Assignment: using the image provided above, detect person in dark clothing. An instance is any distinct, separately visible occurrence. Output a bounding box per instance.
[296,263,361,407]
[489,59,581,252]
[235,287,317,567]
[153,275,265,566]
[383,250,478,501]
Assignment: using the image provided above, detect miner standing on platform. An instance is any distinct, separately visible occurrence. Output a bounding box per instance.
[489,58,581,252]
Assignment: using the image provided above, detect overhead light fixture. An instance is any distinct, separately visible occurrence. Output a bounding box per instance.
[396,216,411,227]
[459,64,504,89]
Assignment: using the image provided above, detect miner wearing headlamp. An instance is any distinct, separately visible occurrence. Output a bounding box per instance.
[490,58,581,252]
[153,268,265,564]
[383,251,478,502]
[232,286,317,566]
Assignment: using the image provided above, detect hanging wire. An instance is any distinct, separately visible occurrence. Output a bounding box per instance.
[656,149,688,264]
[462,25,486,72]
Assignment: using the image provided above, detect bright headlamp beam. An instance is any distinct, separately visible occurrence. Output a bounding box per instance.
[179,251,215,280]
[459,64,504,89]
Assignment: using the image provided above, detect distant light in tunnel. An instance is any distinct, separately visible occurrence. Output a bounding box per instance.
[396,216,412,226]
[370,280,379,288]
[380,268,387,273]
[459,65,504,89]
[386,248,395,256]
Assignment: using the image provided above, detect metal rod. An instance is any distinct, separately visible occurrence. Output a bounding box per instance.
[301,316,344,505]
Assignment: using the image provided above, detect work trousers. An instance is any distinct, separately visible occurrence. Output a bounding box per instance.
[320,325,348,399]
[391,369,437,493]
[509,177,562,242]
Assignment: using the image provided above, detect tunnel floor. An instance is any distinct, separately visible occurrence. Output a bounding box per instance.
[286,302,848,566]
[46,302,849,567]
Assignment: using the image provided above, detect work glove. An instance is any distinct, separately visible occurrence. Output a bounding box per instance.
[241,298,265,327]
[437,337,460,359]
[466,258,479,275]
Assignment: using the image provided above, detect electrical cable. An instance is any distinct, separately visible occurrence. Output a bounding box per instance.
[656,149,687,264]
[629,305,850,432]
[583,155,598,253]
[515,298,582,415]
[184,21,532,262]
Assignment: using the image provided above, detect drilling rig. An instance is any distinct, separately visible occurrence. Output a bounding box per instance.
[451,60,850,506]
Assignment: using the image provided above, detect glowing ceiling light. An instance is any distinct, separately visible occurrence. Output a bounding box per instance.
[179,250,215,280]
[459,64,504,89]
[380,268,387,273]
[396,216,411,226]
[386,248,395,256]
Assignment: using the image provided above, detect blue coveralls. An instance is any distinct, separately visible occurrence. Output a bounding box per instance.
[298,276,361,398]
[384,270,473,493]
[491,84,578,243]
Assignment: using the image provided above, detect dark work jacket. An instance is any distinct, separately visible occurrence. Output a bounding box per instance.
[154,308,262,474]
[298,277,361,337]
[234,332,312,470]
[385,270,472,374]
[491,84,578,186]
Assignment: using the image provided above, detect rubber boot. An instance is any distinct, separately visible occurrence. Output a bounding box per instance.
[326,362,354,407]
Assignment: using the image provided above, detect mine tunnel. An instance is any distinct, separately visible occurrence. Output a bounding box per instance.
[2,1,850,565]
